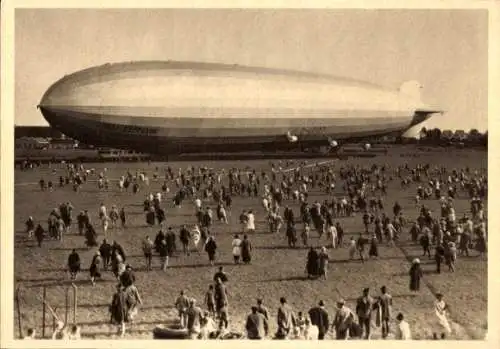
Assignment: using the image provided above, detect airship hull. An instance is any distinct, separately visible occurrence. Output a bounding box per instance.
[39,61,431,155]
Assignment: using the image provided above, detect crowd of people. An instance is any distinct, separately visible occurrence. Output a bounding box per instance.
[20,156,487,340]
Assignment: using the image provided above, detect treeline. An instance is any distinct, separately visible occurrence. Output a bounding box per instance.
[410,127,488,148]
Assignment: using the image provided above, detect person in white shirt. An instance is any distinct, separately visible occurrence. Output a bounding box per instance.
[99,204,107,220]
[395,313,411,340]
[245,210,255,233]
[303,317,320,340]
[194,198,202,212]
[328,224,338,249]
[232,235,242,264]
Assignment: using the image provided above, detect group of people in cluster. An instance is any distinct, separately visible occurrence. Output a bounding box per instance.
[21,155,487,340]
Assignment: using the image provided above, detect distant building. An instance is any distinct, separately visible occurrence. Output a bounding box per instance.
[50,138,77,149]
[15,137,50,150]
[15,126,63,139]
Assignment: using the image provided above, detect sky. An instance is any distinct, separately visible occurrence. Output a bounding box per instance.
[15,9,488,132]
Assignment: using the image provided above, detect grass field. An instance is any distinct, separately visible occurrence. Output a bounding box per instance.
[13,145,488,340]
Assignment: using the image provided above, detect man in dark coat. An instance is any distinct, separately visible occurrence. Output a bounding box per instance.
[99,239,112,270]
[286,223,297,248]
[356,288,374,339]
[67,249,81,280]
[308,300,330,339]
[166,227,177,256]
[154,230,166,253]
[409,258,423,292]
[34,224,45,247]
[213,266,228,283]
[306,247,319,278]
[179,225,191,255]
[435,243,445,274]
[246,306,269,339]
[109,284,128,337]
[84,224,98,248]
[420,232,431,258]
[256,298,269,321]
[120,265,136,288]
[214,278,229,328]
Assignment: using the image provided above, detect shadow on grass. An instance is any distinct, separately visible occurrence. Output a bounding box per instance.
[78,319,172,327]
[259,275,311,282]
[49,247,89,252]
[255,245,299,251]
[24,278,117,288]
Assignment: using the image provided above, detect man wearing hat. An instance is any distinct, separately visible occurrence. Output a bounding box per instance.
[333,299,354,339]
[245,306,268,339]
[308,300,330,339]
[356,288,374,339]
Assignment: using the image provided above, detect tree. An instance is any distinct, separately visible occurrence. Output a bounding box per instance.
[419,127,428,139]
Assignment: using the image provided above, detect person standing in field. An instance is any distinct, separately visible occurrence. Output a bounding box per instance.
[246,306,269,339]
[409,258,423,293]
[276,297,296,339]
[99,239,112,271]
[301,223,310,246]
[374,286,392,339]
[67,249,81,281]
[205,235,218,266]
[89,251,102,286]
[175,290,190,328]
[204,285,216,318]
[214,277,229,330]
[25,216,35,239]
[110,284,128,337]
[356,287,374,339]
[332,299,354,340]
[119,207,126,228]
[318,247,329,280]
[308,300,330,340]
[245,210,256,233]
[395,313,411,340]
[186,298,204,339]
[179,224,191,256]
[142,236,154,271]
[433,293,452,339]
[241,234,253,264]
[158,239,168,272]
[231,234,242,264]
[256,298,269,321]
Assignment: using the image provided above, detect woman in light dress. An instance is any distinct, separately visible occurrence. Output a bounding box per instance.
[245,210,255,233]
[434,293,452,339]
[232,235,242,264]
[348,237,357,259]
[191,225,201,253]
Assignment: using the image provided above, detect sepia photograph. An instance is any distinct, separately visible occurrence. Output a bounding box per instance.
[1,2,497,345]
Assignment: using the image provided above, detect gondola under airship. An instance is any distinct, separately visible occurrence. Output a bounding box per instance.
[38,61,441,155]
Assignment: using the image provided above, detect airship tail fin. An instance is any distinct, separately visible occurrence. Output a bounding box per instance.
[399,80,423,103]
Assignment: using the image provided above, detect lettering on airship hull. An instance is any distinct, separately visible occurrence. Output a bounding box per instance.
[102,123,158,135]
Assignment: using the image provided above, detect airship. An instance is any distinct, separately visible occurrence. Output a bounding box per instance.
[38,61,441,155]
